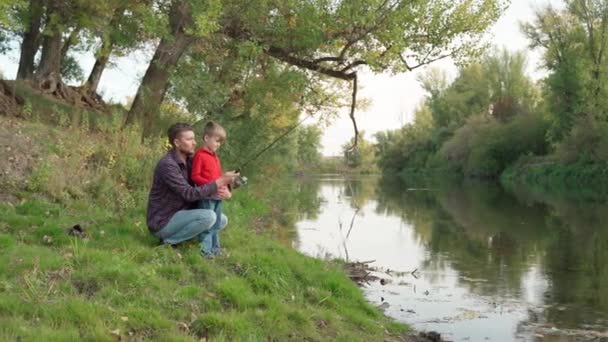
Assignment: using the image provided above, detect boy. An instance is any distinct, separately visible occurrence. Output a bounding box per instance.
[191,121,231,258]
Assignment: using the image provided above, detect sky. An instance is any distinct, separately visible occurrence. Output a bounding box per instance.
[0,0,562,156]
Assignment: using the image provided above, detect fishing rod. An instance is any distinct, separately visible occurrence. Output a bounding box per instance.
[235,114,314,172]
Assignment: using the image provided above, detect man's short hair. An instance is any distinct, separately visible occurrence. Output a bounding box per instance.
[167,123,193,147]
[203,121,226,142]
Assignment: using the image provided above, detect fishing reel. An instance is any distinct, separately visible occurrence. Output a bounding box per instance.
[230,168,248,190]
[233,175,248,189]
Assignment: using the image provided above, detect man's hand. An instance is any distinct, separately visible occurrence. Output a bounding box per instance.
[216,171,240,187]
[217,187,232,200]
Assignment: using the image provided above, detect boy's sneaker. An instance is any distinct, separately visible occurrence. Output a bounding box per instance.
[201,250,215,259]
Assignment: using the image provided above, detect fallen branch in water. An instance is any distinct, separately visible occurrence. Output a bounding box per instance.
[345,260,378,286]
[345,261,421,286]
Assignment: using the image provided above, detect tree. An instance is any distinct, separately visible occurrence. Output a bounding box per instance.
[127,0,507,140]
[483,48,539,121]
[522,1,608,140]
[82,1,155,95]
[375,48,541,175]
[7,0,131,106]
[296,125,322,169]
[15,0,44,80]
[422,63,490,128]
[342,132,376,173]
[125,0,221,138]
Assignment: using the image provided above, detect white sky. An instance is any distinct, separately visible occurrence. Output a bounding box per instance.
[0,0,562,156]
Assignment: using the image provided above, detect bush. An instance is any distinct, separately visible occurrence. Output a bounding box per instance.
[555,116,608,163]
[440,113,549,177]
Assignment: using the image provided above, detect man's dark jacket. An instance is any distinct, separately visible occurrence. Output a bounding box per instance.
[147,149,218,233]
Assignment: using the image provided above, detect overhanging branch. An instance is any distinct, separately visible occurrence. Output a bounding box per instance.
[399,50,457,71]
[265,46,357,81]
[347,74,359,151]
[263,46,361,149]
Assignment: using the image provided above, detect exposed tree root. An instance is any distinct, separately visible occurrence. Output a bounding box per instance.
[0,80,25,116]
[36,73,109,112]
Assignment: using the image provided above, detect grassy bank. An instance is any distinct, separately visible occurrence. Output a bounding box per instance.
[393,160,608,203]
[501,157,608,202]
[0,111,407,340]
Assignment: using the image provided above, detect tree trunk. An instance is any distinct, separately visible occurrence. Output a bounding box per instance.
[83,7,124,94]
[125,34,195,137]
[84,50,111,94]
[16,0,44,80]
[35,1,65,82]
[124,0,195,139]
[35,29,63,80]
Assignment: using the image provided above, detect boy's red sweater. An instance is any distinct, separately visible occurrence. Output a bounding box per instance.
[191,148,222,186]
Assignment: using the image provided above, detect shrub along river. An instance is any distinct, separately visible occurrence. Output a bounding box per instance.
[290,175,608,341]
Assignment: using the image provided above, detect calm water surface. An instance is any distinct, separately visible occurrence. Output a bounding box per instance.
[291,176,608,341]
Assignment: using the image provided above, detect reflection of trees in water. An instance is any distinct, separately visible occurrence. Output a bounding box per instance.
[341,177,376,210]
[510,188,608,326]
[377,176,608,327]
[539,208,608,327]
[249,176,323,244]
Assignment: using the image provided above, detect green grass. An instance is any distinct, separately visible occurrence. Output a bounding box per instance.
[0,193,407,341]
[0,103,408,340]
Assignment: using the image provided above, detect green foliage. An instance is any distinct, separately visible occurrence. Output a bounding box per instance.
[316,156,347,174]
[375,48,551,178]
[420,48,538,129]
[424,63,490,128]
[172,42,329,175]
[503,158,608,201]
[555,116,608,163]
[221,0,506,73]
[0,0,25,29]
[523,2,608,141]
[441,113,549,177]
[342,132,378,174]
[375,104,441,174]
[295,124,323,170]
[483,48,540,120]
[60,54,85,84]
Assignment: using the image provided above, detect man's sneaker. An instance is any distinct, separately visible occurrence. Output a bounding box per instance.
[158,238,180,249]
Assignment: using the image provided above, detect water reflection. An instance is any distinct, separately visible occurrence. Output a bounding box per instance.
[248,176,322,244]
[293,176,608,341]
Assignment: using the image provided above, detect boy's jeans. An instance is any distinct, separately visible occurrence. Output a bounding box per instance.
[155,209,227,254]
[197,199,224,255]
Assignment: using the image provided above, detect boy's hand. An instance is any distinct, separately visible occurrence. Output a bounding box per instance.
[218,187,232,200]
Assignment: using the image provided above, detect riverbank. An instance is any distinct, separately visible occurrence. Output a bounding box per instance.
[501,157,608,202]
[391,157,608,203]
[0,113,416,340]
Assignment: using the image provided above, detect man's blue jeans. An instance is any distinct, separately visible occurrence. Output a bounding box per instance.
[155,209,227,254]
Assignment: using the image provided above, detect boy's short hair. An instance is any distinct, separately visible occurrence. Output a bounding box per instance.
[203,121,226,142]
[167,123,193,147]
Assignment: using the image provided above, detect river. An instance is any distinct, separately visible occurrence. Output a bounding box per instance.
[291,175,608,341]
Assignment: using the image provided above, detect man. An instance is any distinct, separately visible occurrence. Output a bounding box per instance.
[146,123,237,257]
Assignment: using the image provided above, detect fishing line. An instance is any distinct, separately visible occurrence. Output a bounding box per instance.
[236,114,314,172]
